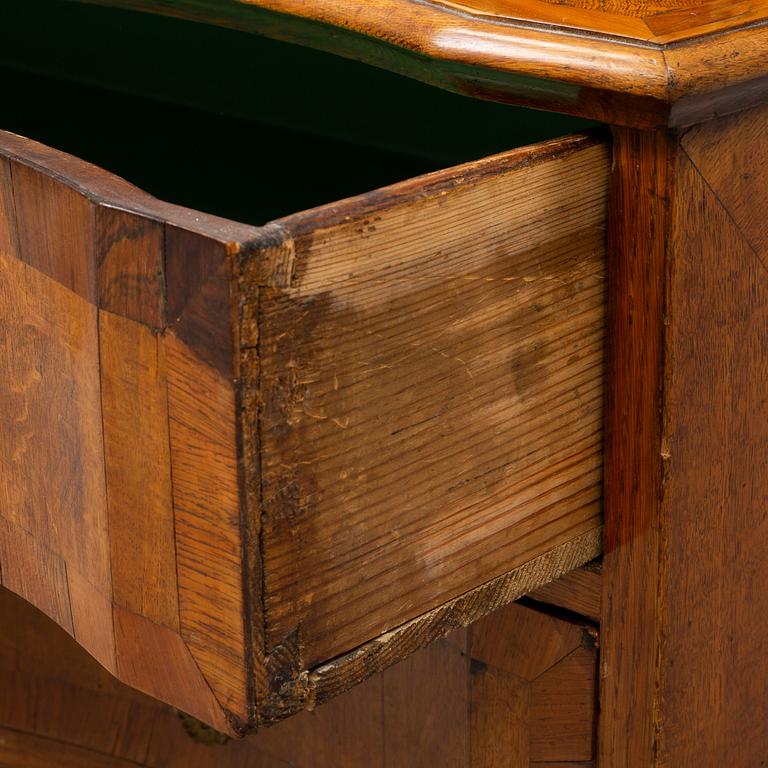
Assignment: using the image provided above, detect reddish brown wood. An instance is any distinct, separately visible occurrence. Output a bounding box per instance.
[0,585,598,767]
[599,126,673,766]
[10,159,97,301]
[250,134,607,671]
[0,158,18,258]
[600,103,768,765]
[96,207,165,328]
[382,631,470,768]
[165,329,248,719]
[100,311,178,629]
[470,602,598,766]
[527,561,601,622]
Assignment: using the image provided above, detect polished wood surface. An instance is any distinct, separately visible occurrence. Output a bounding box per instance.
[0,127,605,732]
[443,0,768,42]
[600,102,768,765]
[0,584,598,766]
[68,0,768,127]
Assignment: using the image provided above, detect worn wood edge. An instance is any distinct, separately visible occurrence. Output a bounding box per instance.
[67,0,768,127]
[0,129,260,245]
[664,25,768,126]
[268,130,608,241]
[0,130,259,733]
[253,526,602,726]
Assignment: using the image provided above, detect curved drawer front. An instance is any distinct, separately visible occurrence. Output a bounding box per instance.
[0,129,607,733]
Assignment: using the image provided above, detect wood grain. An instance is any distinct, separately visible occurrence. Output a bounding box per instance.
[530,646,597,762]
[113,606,228,731]
[527,561,601,622]
[0,157,18,258]
[599,125,673,767]
[600,103,768,765]
[0,130,253,733]
[0,585,598,767]
[100,310,178,629]
[69,0,768,127]
[308,528,601,713]
[10,158,97,301]
[0,249,109,589]
[382,631,469,768]
[0,517,73,634]
[96,206,164,328]
[470,601,598,767]
[659,111,768,766]
[247,132,607,667]
[165,330,248,720]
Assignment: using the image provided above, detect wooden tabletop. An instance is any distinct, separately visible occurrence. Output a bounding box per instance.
[69,0,768,127]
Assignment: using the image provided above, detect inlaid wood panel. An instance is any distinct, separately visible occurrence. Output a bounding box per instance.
[0,130,256,734]
[0,584,598,766]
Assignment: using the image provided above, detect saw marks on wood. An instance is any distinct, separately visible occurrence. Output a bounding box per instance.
[247,133,609,666]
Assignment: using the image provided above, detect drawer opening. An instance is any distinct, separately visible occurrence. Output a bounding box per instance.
[0,0,594,226]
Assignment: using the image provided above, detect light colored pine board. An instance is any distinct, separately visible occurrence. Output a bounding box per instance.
[250,134,608,667]
[308,527,601,712]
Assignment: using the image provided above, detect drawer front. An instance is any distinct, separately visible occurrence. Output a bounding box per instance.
[0,570,599,767]
[0,129,607,732]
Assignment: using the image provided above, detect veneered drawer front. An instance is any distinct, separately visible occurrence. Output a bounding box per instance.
[0,129,607,733]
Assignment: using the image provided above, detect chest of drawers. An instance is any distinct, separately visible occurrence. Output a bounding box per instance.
[1,1,767,764]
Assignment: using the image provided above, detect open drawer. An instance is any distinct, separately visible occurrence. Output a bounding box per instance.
[0,124,607,734]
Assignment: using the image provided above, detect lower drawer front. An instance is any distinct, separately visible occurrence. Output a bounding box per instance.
[0,128,607,732]
[0,570,599,766]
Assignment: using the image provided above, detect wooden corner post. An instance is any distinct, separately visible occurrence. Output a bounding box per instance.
[600,103,768,766]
